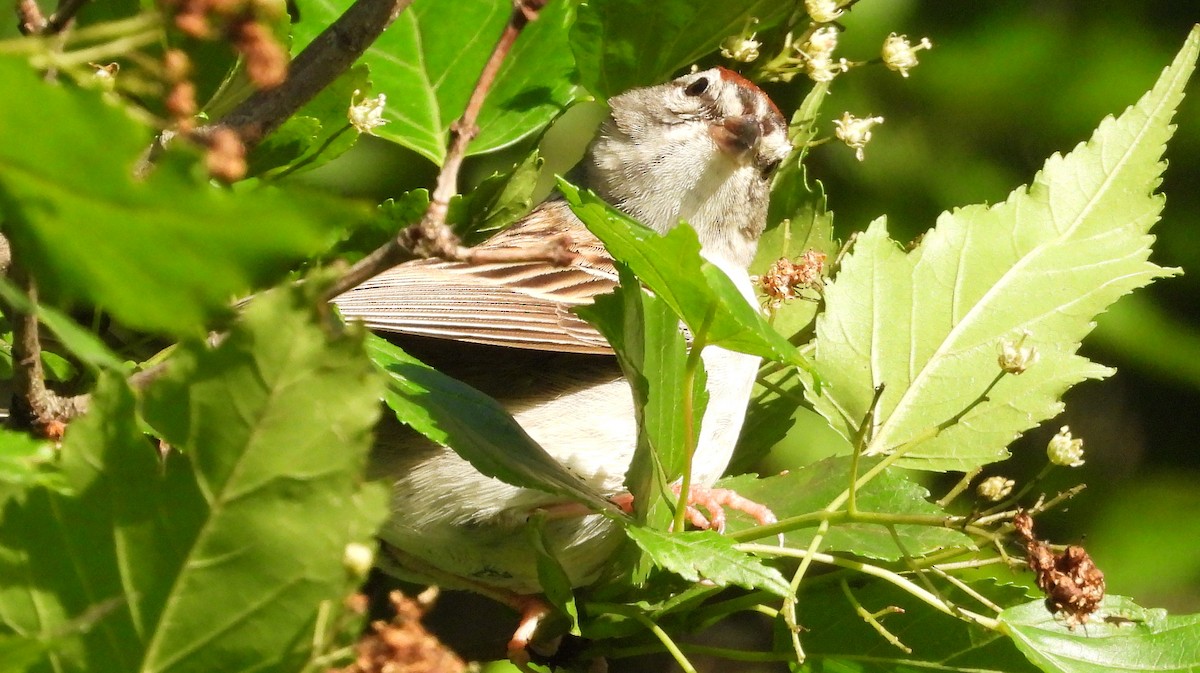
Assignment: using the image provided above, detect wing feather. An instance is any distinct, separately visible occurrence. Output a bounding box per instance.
[334,200,618,355]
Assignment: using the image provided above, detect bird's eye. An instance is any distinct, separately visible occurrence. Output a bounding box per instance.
[684,77,710,97]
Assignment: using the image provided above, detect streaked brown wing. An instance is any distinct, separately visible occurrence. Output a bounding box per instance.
[333,200,618,355]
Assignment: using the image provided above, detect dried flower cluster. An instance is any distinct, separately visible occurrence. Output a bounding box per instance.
[160,0,288,89]
[1014,511,1106,626]
[163,49,197,131]
[760,250,826,309]
[334,590,466,673]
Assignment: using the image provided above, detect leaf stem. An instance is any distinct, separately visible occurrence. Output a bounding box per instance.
[29,29,160,69]
[739,544,1001,630]
[840,579,912,653]
[673,313,711,533]
[594,603,698,673]
[936,466,983,508]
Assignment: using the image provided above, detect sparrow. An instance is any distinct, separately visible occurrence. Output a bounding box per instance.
[334,66,792,661]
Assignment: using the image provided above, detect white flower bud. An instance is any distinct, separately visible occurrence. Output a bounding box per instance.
[977,476,1015,502]
[998,332,1039,374]
[342,542,375,577]
[833,112,884,161]
[721,35,762,63]
[1047,426,1085,467]
[881,33,933,78]
[349,89,389,135]
[806,0,844,24]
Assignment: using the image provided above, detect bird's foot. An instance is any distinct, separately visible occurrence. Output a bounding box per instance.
[609,485,777,533]
[507,595,552,672]
[668,483,777,533]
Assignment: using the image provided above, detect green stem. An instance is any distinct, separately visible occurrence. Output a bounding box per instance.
[29,30,160,68]
[673,309,712,533]
[593,603,698,673]
[840,579,911,653]
[739,544,1001,630]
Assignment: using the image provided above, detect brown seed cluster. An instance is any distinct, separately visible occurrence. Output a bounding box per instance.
[332,591,466,673]
[1014,511,1106,626]
[161,0,288,88]
[760,249,826,308]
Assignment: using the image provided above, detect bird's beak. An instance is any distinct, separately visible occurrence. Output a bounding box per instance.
[710,114,762,159]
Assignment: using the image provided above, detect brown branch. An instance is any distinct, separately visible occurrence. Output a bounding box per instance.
[321,0,551,302]
[44,0,89,33]
[15,0,89,35]
[219,0,416,147]
[15,0,47,34]
[4,263,89,434]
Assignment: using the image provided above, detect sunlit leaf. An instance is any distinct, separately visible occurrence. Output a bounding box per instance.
[1001,596,1200,673]
[290,0,577,163]
[0,288,388,672]
[804,28,1198,471]
[0,57,361,337]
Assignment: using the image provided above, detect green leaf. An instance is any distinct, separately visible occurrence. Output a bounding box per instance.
[0,430,67,501]
[560,181,810,369]
[291,0,577,164]
[753,159,837,341]
[1000,596,1200,673]
[796,579,1040,673]
[721,456,973,561]
[624,525,790,597]
[331,189,431,263]
[0,288,389,672]
[0,634,45,673]
[447,148,543,246]
[0,278,126,372]
[577,265,701,531]
[0,57,362,337]
[250,65,370,179]
[571,0,792,98]
[365,334,614,513]
[804,28,1198,471]
[529,516,580,634]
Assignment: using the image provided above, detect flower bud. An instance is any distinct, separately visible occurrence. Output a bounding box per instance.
[881,33,933,78]
[343,542,375,577]
[998,332,1039,374]
[833,112,884,161]
[1047,426,1085,467]
[349,89,389,135]
[977,476,1015,502]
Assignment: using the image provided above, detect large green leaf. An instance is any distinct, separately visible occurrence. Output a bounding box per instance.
[0,289,388,673]
[624,526,791,598]
[365,334,614,512]
[571,0,792,97]
[804,28,1198,471]
[0,57,360,337]
[290,0,577,164]
[577,265,702,530]
[1000,596,1200,673]
[560,181,810,369]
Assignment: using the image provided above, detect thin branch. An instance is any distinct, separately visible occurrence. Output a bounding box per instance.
[45,0,89,33]
[321,0,551,302]
[16,0,48,34]
[220,0,416,147]
[3,263,89,432]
